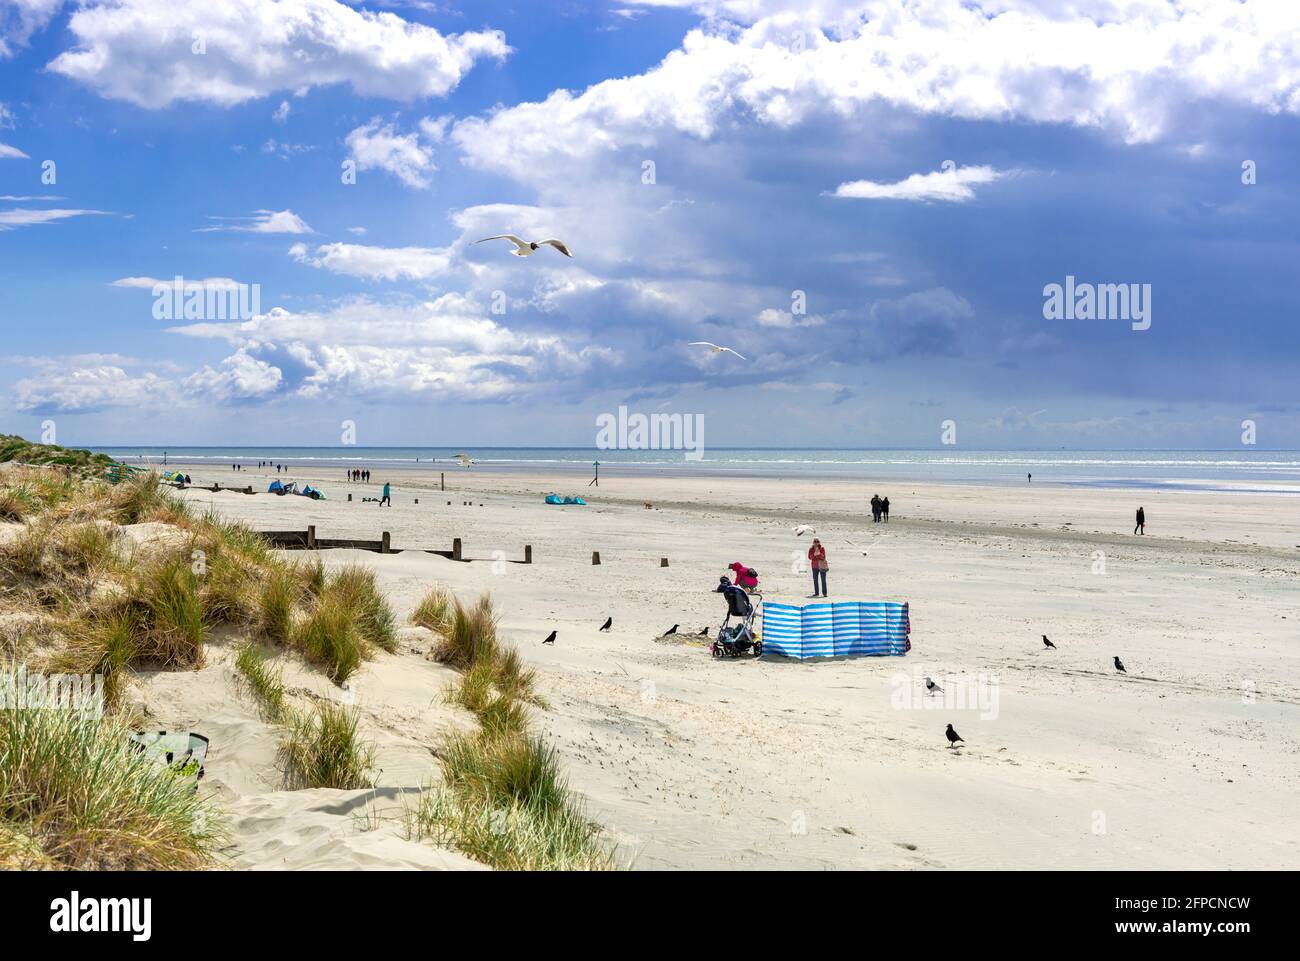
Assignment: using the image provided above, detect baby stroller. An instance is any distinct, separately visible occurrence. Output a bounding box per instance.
[710,577,763,659]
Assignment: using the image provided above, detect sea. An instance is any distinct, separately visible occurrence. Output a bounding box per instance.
[91,447,1300,494]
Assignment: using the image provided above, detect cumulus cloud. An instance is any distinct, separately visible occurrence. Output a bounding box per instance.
[289,241,453,281]
[345,117,437,189]
[0,142,29,159]
[830,165,1011,203]
[455,0,1300,183]
[47,0,510,109]
[198,209,312,234]
[161,297,615,403]
[182,349,282,403]
[11,357,177,414]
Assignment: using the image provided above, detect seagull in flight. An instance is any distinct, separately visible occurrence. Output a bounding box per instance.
[474,235,572,258]
[793,525,817,537]
[453,453,474,467]
[845,535,884,556]
[689,341,747,360]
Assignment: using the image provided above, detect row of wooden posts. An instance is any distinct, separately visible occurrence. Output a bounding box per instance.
[254,526,531,564]
[252,528,672,568]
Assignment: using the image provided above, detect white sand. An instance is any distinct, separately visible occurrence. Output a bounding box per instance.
[154,463,1299,869]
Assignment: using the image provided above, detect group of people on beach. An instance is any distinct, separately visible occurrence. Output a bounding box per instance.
[870,494,890,522]
[348,469,372,482]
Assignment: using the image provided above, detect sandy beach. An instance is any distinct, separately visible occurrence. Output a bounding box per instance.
[144,463,1300,870]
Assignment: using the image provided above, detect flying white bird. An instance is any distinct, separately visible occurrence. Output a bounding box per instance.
[793,525,817,537]
[453,453,474,467]
[845,535,885,556]
[473,235,572,258]
[689,341,747,360]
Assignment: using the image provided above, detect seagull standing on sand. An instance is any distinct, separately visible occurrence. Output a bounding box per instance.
[946,724,964,748]
[1043,634,1056,649]
[1114,656,1127,673]
[925,676,943,696]
[473,235,572,258]
[599,617,612,632]
[542,630,556,645]
[689,341,747,360]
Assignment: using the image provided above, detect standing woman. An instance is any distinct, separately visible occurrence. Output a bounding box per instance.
[808,538,829,598]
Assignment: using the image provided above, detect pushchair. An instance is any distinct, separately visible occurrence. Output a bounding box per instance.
[710,577,763,659]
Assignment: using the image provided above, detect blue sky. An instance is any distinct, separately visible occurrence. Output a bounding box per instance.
[1,0,1298,449]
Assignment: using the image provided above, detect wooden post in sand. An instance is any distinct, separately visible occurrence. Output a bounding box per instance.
[660,557,669,567]
[592,551,601,565]
[441,472,445,491]
[524,545,532,564]
[307,525,316,549]
[452,537,462,561]
[381,531,391,554]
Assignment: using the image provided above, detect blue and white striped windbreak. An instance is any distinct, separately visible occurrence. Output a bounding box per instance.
[760,601,911,659]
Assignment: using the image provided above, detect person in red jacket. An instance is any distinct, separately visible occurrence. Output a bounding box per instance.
[807,538,828,597]
[728,561,759,591]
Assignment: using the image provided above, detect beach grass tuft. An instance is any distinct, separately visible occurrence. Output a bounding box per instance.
[0,698,221,870]
[234,643,287,722]
[410,731,612,871]
[280,700,375,790]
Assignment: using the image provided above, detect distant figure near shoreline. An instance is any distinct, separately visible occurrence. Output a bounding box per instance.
[1134,506,1145,535]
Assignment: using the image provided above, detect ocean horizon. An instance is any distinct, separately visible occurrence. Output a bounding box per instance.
[92,445,1300,493]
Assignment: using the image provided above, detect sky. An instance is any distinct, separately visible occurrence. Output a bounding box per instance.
[1,0,1298,451]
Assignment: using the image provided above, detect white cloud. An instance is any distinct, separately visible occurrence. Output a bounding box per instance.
[756,307,824,328]
[0,142,29,159]
[0,0,64,60]
[183,349,282,403]
[161,297,614,403]
[345,118,437,189]
[11,358,177,413]
[455,0,1300,182]
[272,99,291,124]
[0,207,107,230]
[0,102,14,128]
[47,0,510,109]
[198,209,313,234]
[289,241,453,281]
[830,165,1010,203]
[347,226,367,235]
[261,138,315,159]
[110,275,244,291]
